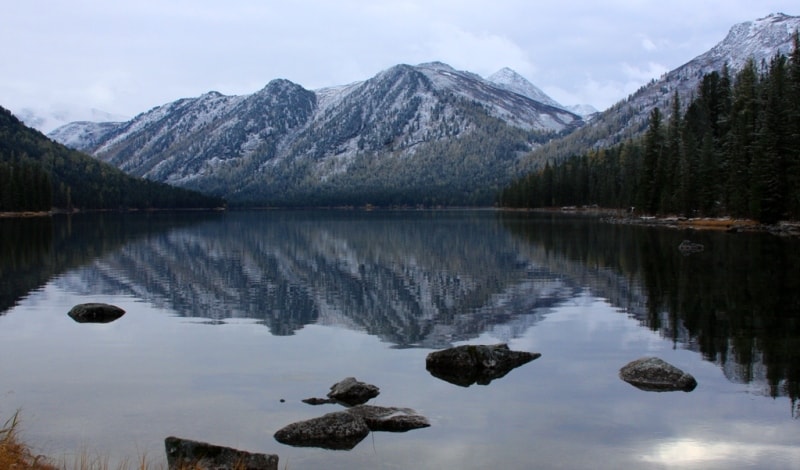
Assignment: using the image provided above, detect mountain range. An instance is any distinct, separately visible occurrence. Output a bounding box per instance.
[46,13,800,206]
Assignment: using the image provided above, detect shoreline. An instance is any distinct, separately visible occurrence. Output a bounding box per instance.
[518,206,800,237]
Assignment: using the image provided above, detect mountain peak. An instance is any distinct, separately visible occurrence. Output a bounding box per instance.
[486,67,563,109]
[705,13,800,71]
[416,61,456,72]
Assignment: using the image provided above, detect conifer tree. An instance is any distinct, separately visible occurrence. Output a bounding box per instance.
[727,59,760,218]
[639,107,664,214]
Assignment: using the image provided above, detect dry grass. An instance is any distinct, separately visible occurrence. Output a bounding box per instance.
[0,411,59,469]
[2,411,280,470]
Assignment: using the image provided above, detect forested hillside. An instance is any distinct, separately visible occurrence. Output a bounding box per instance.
[0,106,225,212]
[500,34,800,224]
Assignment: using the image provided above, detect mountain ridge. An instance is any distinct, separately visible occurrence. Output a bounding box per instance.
[46,13,799,206]
[50,62,582,205]
[518,12,800,170]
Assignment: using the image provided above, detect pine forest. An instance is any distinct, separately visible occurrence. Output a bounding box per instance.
[499,34,800,224]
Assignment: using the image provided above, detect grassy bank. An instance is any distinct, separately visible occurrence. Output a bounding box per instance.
[1,412,58,469]
[1,412,276,470]
[1,412,163,470]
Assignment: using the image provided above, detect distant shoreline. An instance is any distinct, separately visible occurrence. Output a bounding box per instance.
[506,206,800,237]
[0,207,226,218]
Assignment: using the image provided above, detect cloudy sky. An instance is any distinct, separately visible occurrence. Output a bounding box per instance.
[1,1,797,122]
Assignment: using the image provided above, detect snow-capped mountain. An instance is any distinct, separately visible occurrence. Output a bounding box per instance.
[524,12,800,166]
[564,104,599,118]
[50,62,582,205]
[487,67,564,109]
[487,68,598,117]
[13,105,127,134]
[46,13,799,205]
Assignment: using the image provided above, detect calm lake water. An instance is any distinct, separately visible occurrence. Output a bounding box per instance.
[1,210,798,469]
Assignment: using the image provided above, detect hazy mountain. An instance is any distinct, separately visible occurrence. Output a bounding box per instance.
[486,67,564,108]
[0,106,224,211]
[50,62,582,206]
[486,67,599,118]
[13,105,127,134]
[519,12,800,169]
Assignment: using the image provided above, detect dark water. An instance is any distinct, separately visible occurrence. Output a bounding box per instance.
[0,210,798,469]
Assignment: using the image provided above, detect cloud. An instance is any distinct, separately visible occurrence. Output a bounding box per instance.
[425,23,538,78]
[1,0,798,119]
[641,36,658,52]
[622,61,670,83]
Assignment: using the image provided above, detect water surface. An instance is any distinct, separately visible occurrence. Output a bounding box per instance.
[0,210,798,469]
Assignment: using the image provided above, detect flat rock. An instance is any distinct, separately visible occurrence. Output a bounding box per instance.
[164,436,278,470]
[346,405,430,432]
[425,343,541,387]
[302,397,336,405]
[619,357,697,392]
[273,411,370,450]
[326,377,380,406]
[67,303,125,323]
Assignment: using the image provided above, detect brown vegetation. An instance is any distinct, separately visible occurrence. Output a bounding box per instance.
[0,412,58,469]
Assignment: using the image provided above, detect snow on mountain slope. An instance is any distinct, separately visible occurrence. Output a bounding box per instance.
[47,61,583,205]
[487,67,599,117]
[487,67,563,108]
[524,12,800,165]
[13,106,128,134]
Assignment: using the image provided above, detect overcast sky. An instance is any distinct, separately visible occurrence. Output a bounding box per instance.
[1,1,797,120]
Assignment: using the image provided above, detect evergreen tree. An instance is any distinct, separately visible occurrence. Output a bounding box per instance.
[661,93,682,213]
[752,54,789,223]
[787,32,800,218]
[727,59,760,218]
[638,107,664,214]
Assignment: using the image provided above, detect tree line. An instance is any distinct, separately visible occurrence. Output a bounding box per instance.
[499,33,800,224]
[0,106,226,212]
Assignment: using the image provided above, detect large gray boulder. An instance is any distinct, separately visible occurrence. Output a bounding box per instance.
[164,436,278,470]
[274,405,430,450]
[619,357,697,392]
[326,377,380,406]
[67,303,125,323]
[425,343,541,387]
[274,411,370,450]
[346,405,430,432]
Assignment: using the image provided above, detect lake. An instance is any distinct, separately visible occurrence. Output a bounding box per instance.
[1,210,798,469]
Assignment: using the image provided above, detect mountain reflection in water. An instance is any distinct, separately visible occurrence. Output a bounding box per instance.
[2,210,800,469]
[2,210,798,407]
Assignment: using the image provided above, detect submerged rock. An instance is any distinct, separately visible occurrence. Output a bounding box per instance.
[619,357,697,392]
[273,411,370,450]
[164,436,278,470]
[67,303,125,323]
[302,397,336,405]
[425,343,541,387]
[347,405,430,432]
[326,377,380,406]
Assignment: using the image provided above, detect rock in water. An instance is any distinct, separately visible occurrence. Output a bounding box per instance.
[346,405,430,432]
[326,377,380,406]
[67,303,125,323]
[619,357,697,392]
[273,411,370,450]
[164,436,278,470]
[425,343,541,387]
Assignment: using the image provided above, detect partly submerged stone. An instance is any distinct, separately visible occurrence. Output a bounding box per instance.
[302,397,336,405]
[164,436,278,470]
[425,343,541,387]
[346,405,430,432]
[273,411,370,450]
[67,303,125,323]
[326,377,380,406]
[619,357,697,392]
